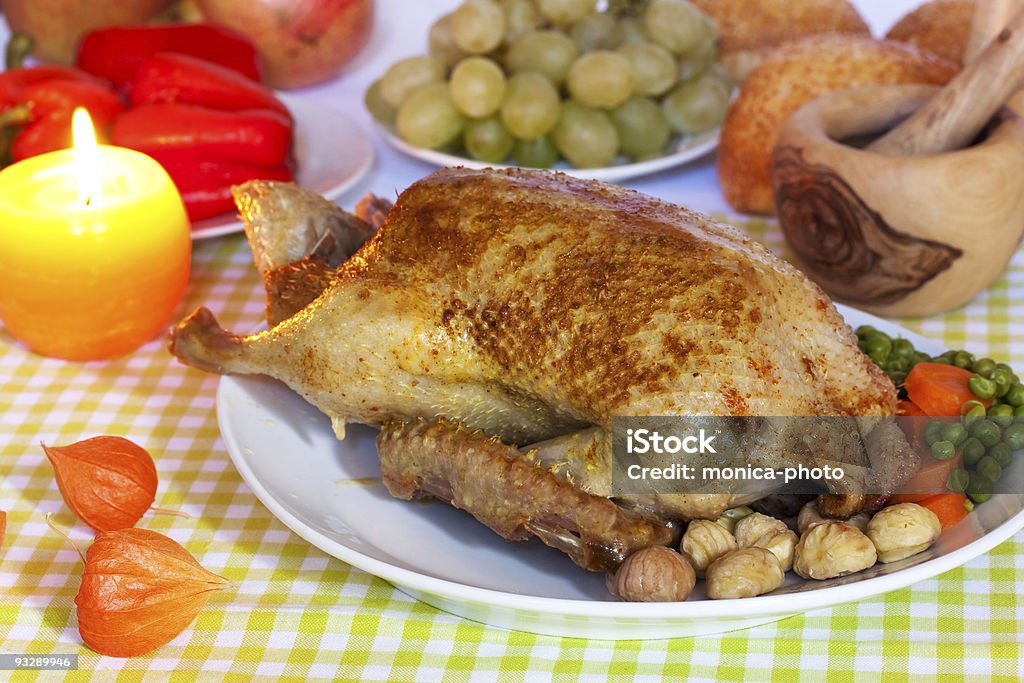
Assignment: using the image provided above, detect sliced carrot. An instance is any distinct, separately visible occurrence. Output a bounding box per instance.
[904,362,992,417]
[917,492,970,529]
[898,400,928,417]
[891,450,963,501]
[888,492,934,505]
[896,399,929,451]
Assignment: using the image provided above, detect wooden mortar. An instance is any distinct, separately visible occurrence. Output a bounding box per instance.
[771,84,1024,317]
[770,4,1024,317]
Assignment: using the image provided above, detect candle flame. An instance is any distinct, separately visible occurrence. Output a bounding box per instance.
[72,108,100,207]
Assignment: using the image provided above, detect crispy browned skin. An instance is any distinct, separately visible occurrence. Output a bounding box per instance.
[886,0,975,66]
[718,35,958,215]
[171,168,897,444]
[264,256,336,326]
[377,418,675,572]
[691,0,869,81]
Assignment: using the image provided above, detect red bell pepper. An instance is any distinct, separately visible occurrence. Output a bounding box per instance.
[1,75,125,162]
[158,158,293,222]
[11,111,74,161]
[76,24,263,90]
[112,104,293,167]
[11,97,124,162]
[0,66,103,107]
[15,80,125,124]
[1,34,105,108]
[129,53,291,121]
[1,33,104,105]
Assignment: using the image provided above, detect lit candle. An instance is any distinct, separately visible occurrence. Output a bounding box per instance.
[0,109,190,361]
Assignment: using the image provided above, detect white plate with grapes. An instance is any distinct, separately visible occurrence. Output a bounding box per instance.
[366,2,730,184]
[375,120,720,183]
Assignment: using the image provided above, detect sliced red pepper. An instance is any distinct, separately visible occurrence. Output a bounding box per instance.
[112,104,293,167]
[129,53,290,121]
[76,24,263,90]
[157,159,293,222]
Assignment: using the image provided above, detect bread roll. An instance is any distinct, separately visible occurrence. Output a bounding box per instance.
[886,0,975,65]
[717,35,958,215]
[691,0,870,82]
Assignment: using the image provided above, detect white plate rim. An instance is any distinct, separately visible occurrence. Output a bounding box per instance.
[190,94,375,240]
[216,304,1024,624]
[374,120,719,183]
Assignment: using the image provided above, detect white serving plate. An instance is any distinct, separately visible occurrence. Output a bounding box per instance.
[191,95,374,240]
[375,121,719,183]
[215,305,1024,639]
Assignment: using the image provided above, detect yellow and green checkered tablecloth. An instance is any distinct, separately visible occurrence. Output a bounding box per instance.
[1,219,1022,681]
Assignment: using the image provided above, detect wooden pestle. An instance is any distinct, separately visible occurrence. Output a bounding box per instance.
[966,0,1024,61]
[868,2,1024,156]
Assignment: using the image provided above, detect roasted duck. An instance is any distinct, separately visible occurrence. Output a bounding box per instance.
[170,168,915,572]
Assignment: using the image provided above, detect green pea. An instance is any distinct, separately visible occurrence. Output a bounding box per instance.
[855,325,877,339]
[1003,422,1024,451]
[940,422,968,447]
[961,400,987,429]
[1014,405,1024,424]
[953,351,976,369]
[976,456,1002,484]
[996,362,1014,373]
[988,404,1015,428]
[914,351,932,365]
[967,471,994,504]
[888,370,908,386]
[931,356,952,365]
[892,338,916,361]
[869,352,888,367]
[993,368,1015,397]
[864,336,892,359]
[887,357,910,373]
[968,490,992,504]
[934,350,957,363]
[947,468,970,493]
[924,419,946,446]
[962,437,986,467]
[989,442,1012,468]
[1005,383,1024,407]
[962,401,987,421]
[972,358,997,379]
[968,375,997,400]
[970,418,1002,447]
[931,440,956,461]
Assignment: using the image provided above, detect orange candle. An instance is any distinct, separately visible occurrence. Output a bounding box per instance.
[0,109,190,361]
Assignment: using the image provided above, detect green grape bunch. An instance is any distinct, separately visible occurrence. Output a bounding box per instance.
[366,0,731,170]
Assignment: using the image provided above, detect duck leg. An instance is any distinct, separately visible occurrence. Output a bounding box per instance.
[376,418,676,573]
